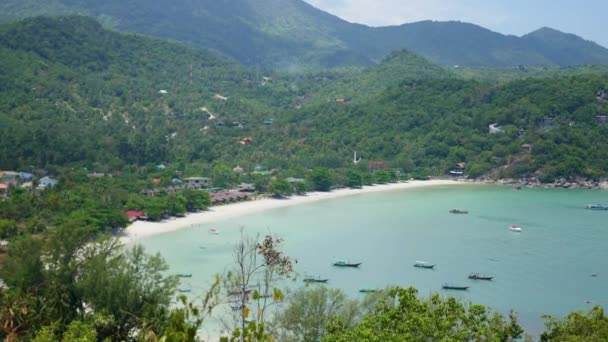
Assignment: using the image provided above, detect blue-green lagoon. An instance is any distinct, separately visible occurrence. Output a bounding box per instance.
[138,185,608,334]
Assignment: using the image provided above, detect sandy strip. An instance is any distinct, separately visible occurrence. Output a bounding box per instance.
[119,179,466,243]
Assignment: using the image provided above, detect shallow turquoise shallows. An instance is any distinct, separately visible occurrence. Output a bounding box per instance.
[137,185,608,334]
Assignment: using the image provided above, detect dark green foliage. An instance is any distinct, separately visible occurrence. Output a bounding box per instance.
[0,219,18,239]
[0,224,177,341]
[269,178,293,197]
[311,168,332,192]
[293,181,309,195]
[541,306,608,341]
[323,286,524,342]
[346,170,363,188]
[183,188,212,212]
[273,286,363,342]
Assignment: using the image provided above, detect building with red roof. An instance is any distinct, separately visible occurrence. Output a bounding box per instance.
[125,210,145,222]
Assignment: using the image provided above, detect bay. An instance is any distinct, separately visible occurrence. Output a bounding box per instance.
[137,185,608,335]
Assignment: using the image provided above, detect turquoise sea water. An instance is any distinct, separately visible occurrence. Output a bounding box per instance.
[137,185,608,335]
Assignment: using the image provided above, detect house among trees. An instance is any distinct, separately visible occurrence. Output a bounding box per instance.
[537,116,556,130]
[595,115,608,126]
[88,172,108,178]
[141,189,160,196]
[184,177,210,188]
[261,76,272,85]
[521,144,533,151]
[489,123,504,134]
[38,176,58,189]
[233,165,244,174]
[240,137,253,145]
[19,172,33,181]
[1,171,19,183]
[286,177,305,184]
[336,98,346,103]
[368,161,386,171]
[263,119,274,125]
[449,162,466,176]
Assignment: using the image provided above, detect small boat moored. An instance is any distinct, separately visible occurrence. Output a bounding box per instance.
[468,273,493,281]
[585,204,608,211]
[333,259,362,268]
[178,288,192,293]
[359,289,381,293]
[449,209,469,214]
[209,227,219,235]
[177,273,193,278]
[303,275,329,283]
[510,225,522,232]
[414,261,436,269]
[442,284,469,291]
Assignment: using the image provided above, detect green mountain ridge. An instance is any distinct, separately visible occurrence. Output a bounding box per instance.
[522,27,608,66]
[1,0,608,68]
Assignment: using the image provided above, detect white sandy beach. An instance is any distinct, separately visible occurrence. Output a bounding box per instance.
[120,179,466,243]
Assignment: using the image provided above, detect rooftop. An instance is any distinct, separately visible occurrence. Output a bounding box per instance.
[184,177,210,181]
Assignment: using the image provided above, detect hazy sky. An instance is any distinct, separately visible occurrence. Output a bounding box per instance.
[303,0,608,47]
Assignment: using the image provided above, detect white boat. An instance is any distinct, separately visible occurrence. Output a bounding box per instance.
[510,225,522,232]
[449,170,464,175]
[209,227,219,235]
[585,204,608,210]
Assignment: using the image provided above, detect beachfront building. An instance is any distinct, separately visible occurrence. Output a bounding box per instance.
[209,191,250,205]
[125,210,145,223]
[185,177,211,189]
[368,161,386,171]
[237,183,255,192]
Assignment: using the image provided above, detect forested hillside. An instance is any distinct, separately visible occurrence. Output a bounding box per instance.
[2,16,608,181]
[0,16,295,170]
[289,76,608,181]
[1,0,608,68]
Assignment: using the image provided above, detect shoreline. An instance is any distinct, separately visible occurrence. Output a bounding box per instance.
[119,179,466,243]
